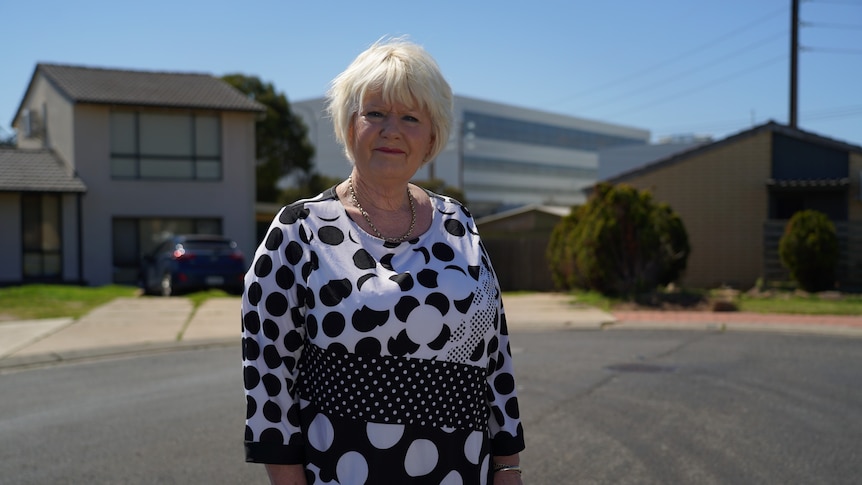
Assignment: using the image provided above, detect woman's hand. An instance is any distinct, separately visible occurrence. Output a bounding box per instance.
[493,454,523,485]
[265,464,307,485]
[494,469,524,485]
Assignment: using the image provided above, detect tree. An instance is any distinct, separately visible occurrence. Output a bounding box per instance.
[546,183,690,297]
[778,209,838,292]
[221,74,315,202]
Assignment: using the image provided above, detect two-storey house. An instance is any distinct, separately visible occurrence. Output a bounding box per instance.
[1,63,265,286]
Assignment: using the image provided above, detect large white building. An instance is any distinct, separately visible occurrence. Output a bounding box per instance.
[292,96,650,216]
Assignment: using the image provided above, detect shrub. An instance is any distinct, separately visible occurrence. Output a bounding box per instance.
[546,209,579,290]
[778,210,838,292]
[546,183,690,297]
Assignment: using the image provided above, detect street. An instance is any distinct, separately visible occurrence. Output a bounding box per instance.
[1,328,861,484]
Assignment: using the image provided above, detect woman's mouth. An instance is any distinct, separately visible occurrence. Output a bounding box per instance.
[375,147,404,154]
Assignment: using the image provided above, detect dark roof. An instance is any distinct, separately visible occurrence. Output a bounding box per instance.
[13,63,265,123]
[603,121,862,186]
[0,149,87,192]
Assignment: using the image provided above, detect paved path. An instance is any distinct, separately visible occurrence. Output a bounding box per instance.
[1,293,860,371]
[0,297,240,370]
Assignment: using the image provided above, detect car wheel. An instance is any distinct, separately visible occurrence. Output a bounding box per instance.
[139,273,154,296]
[160,273,173,297]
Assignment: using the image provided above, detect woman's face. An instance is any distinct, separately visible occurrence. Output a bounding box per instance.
[349,91,435,184]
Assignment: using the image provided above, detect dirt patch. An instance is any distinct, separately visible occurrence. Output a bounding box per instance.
[612,291,714,312]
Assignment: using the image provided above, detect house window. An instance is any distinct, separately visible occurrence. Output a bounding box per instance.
[110,111,221,180]
[22,193,62,280]
[111,217,222,284]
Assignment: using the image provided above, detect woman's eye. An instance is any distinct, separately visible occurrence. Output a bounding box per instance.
[403,115,419,122]
[364,111,384,118]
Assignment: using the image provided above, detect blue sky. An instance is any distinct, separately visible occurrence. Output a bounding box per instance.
[3,0,861,147]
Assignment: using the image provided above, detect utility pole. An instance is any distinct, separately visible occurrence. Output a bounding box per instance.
[789,0,799,128]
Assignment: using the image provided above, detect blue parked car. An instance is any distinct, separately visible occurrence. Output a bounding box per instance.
[140,234,246,296]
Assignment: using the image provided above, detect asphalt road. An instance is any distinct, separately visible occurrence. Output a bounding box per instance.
[1,329,860,484]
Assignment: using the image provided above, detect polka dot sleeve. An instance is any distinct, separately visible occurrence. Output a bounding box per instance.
[485,302,526,456]
[242,203,310,464]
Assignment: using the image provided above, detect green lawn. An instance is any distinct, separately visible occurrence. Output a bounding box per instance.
[0,284,139,321]
[0,285,241,321]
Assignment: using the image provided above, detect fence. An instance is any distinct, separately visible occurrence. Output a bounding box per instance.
[763,220,862,290]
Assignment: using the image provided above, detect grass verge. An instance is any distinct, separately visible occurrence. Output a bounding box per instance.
[568,288,862,316]
[0,284,139,321]
[737,293,862,316]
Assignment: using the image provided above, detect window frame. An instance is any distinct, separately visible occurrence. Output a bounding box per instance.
[21,193,63,281]
[110,110,223,181]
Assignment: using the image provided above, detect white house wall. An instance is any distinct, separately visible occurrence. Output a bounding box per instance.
[44,84,76,166]
[71,105,257,286]
[15,75,76,160]
[219,112,258,258]
[14,76,49,151]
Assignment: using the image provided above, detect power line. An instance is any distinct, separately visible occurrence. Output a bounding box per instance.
[801,46,862,54]
[801,21,862,29]
[804,0,862,5]
[602,55,786,118]
[546,6,788,107]
[572,30,787,112]
[806,107,862,121]
[653,104,862,136]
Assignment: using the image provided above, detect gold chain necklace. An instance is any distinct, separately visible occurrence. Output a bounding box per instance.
[348,176,416,243]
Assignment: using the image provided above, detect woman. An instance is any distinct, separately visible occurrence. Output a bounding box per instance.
[242,37,525,485]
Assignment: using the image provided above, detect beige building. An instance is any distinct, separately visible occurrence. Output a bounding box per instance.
[602,121,862,290]
[2,64,264,286]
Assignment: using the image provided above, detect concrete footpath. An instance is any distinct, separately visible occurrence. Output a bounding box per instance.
[1,293,861,371]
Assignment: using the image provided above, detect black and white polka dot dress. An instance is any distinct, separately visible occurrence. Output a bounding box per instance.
[242,187,525,484]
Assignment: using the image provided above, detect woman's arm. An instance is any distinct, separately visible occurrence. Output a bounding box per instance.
[242,207,309,465]
[265,464,308,485]
[493,453,523,485]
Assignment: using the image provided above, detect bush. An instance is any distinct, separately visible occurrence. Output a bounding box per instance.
[778,210,838,292]
[546,209,579,290]
[546,183,690,297]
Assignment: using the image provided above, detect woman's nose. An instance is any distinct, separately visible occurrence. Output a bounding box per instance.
[379,116,401,137]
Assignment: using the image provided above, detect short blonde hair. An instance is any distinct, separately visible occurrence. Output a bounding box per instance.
[325,37,453,164]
